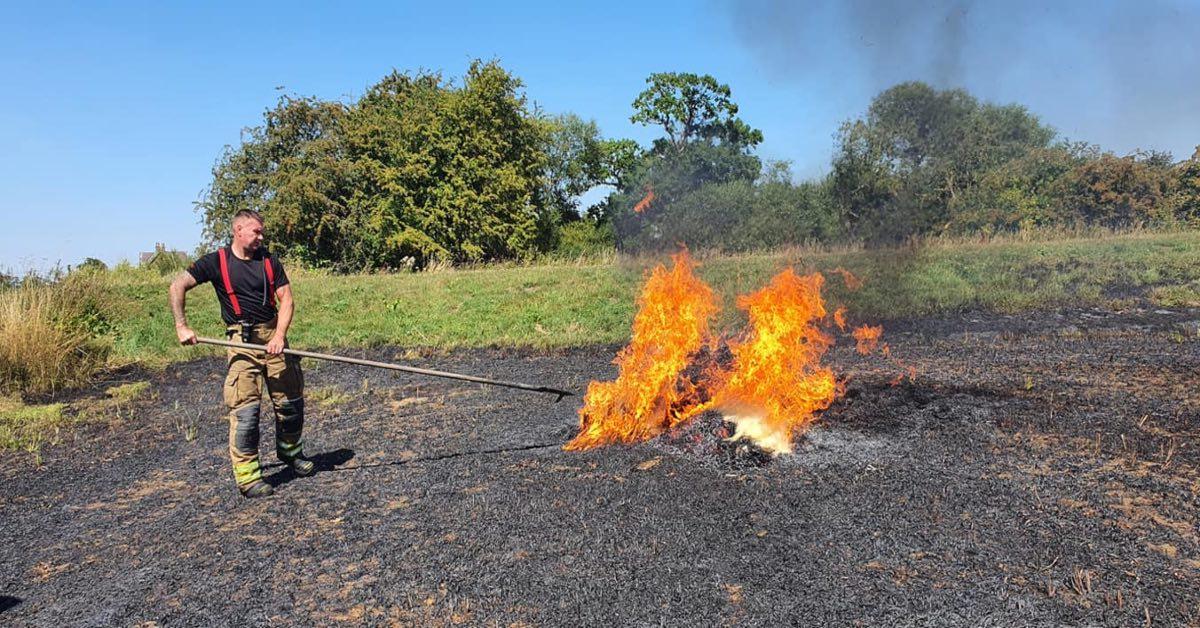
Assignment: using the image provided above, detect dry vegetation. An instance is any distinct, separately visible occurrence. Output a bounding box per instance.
[0,274,112,396]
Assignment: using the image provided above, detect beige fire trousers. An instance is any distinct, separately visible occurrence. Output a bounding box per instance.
[222,320,306,487]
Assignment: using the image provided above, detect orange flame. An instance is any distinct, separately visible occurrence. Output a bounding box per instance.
[633,187,655,213]
[564,251,718,450]
[567,254,895,455]
[852,325,883,355]
[831,267,863,291]
[710,270,841,454]
[832,306,848,332]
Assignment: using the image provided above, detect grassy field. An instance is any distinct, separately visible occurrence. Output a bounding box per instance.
[3,229,1199,455]
[100,229,1200,365]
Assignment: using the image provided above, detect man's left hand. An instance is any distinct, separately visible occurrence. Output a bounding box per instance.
[265,335,287,355]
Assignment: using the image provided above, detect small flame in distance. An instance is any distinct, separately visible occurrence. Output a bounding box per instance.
[852,325,883,355]
[633,187,655,214]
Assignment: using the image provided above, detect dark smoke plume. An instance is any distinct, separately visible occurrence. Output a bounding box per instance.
[728,0,1200,158]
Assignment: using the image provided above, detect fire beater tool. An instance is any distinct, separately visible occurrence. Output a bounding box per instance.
[195,337,575,401]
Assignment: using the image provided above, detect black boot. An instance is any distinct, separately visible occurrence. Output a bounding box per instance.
[240,480,274,498]
[282,454,315,477]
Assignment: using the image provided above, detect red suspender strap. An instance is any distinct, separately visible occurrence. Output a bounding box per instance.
[263,257,276,308]
[217,247,242,317]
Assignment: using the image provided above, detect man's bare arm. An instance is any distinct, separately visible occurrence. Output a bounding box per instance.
[265,284,294,355]
[169,271,199,345]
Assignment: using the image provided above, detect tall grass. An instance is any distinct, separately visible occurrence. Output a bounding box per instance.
[0,273,113,395]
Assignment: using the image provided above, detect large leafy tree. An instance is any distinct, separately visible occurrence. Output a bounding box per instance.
[198,97,354,263]
[832,82,1056,240]
[198,61,550,269]
[344,61,548,266]
[609,72,765,250]
[631,72,763,155]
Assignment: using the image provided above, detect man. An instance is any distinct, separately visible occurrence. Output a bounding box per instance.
[169,209,314,498]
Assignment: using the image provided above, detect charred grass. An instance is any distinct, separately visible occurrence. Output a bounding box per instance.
[1,307,1197,625]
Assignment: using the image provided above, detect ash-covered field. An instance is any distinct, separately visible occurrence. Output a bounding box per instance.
[2,308,1198,626]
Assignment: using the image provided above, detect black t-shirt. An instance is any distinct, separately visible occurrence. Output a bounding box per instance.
[187,246,290,325]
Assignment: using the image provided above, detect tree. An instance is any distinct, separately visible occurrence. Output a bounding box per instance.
[197,61,550,270]
[1056,153,1176,227]
[76,257,108,272]
[541,114,641,221]
[607,73,766,251]
[1173,147,1200,223]
[631,72,763,155]
[345,61,548,266]
[197,96,355,267]
[830,119,903,240]
[596,138,642,190]
[831,82,1056,240]
[542,114,605,219]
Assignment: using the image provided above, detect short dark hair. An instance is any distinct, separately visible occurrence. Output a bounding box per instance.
[231,209,264,229]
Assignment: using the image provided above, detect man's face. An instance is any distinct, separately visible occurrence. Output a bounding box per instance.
[233,218,264,252]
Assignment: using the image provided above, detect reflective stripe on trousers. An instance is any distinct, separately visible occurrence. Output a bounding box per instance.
[222,320,306,486]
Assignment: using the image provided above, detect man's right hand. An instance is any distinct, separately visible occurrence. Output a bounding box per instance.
[176,325,198,345]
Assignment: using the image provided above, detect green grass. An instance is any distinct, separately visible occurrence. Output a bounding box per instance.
[308,385,354,409]
[0,396,68,457]
[105,381,151,404]
[68,229,1200,366]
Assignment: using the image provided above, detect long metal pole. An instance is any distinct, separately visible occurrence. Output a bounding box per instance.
[195,337,574,401]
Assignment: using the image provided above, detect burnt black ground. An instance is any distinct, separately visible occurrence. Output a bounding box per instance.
[2,306,1198,626]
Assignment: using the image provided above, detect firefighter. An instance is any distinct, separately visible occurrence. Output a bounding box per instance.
[168,209,314,498]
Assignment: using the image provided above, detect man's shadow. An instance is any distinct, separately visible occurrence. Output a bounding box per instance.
[0,596,21,614]
[264,448,355,488]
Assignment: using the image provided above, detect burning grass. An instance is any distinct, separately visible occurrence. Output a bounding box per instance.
[714,268,842,453]
[564,252,719,450]
[568,252,884,454]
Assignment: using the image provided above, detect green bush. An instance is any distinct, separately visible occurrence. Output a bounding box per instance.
[1172,150,1200,223]
[553,220,615,257]
[623,172,838,253]
[949,146,1081,233]
[1055,154,1176,227]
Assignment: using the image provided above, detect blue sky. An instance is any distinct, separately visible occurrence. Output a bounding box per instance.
[2,0,1198,272]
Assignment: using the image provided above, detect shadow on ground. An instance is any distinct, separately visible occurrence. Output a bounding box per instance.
[262,448,357,489]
